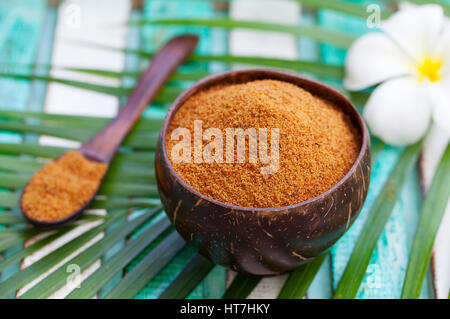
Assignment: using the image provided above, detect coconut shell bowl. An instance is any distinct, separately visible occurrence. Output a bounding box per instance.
[155,69,371,276]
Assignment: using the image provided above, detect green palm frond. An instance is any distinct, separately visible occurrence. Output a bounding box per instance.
[278,254,328,299]
[0,121,159,149]
[401,144,450,298]
[222,274,261,299]
[105,232,186,299]
[131,18,356,48]
[0,171,157,197]
[0,58,344,82]
[159,253,215,299]
[334,141,423,299]
[0,110,163,132]
[0,72,182,102]
[295,0,392,18]
[19,207,163,299]
[0,211,125,298]
[0,62,212,82]
[65,217,172,299]
[0,228,74,271]
[0,142,155,164]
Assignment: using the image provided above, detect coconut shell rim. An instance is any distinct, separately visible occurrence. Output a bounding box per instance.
[159,68,370,213]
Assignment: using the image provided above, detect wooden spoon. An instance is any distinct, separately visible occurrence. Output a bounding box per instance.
[20,34,198,227]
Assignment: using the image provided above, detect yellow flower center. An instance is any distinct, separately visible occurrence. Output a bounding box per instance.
[418,58,443,82]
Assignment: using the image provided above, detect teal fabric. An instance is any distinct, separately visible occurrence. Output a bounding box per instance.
[0,0,47,296]
[0,0,46,133]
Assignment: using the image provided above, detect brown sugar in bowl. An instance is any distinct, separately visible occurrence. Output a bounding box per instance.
[155,69,371,276]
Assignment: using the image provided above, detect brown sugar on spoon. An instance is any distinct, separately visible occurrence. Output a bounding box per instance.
[166,79,361,208]
[21,150,108,222]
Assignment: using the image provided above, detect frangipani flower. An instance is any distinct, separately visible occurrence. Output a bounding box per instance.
[345,4,450,146]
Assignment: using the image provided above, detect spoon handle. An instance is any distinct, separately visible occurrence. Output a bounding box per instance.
[80,34,198,163]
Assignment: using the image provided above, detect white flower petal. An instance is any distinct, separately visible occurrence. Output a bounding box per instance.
[427,77,450,135]
[382,4,445,62]
[397,1,418,11]
[344,32,415,91]
[434,21,450,74]
[363,77,431,146]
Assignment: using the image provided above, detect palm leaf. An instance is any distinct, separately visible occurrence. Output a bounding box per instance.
[87,198,160,210]
[278,253,328,299]
[0,72,129,96]
[65,216,171,299]
[0,213,26,225]
[0,142,155,165]
[0,154,42,172]
[0,216,103,255]
[295,0,391,19]
[334,141,423,299]
[370,140,386,165]
[0,228,74,272]
[1,58,344,81]
[347,91,370,107]
[0,210,126,298]
[61,67,208,82]
[105,232,186,299]
[0,192,19,208]
[0,62,210,82]
[65,42,345,80]
[0,110,163,132]
[167,54,346,79]
[0,121,159,149]
[0,229,41,253]
[158,253,214,299]
[0,72,182,102]
[0,192,152,210]
[0,172,158,197]
[0,142,69,158]
[0,142,157,187]
[0,154,155,183]
[222,274,261,299]
[0,192,159,211]
[19,207,162,298]
[401,144,450,298]
[131,18,356,48]
[0,211,104,225]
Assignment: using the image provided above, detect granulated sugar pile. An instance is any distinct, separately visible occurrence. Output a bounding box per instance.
[21,151,107,222]
[166,80,360,208]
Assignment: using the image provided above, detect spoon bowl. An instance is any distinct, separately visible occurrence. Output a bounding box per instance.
[156,69,371,276]
[20,151,108,228]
